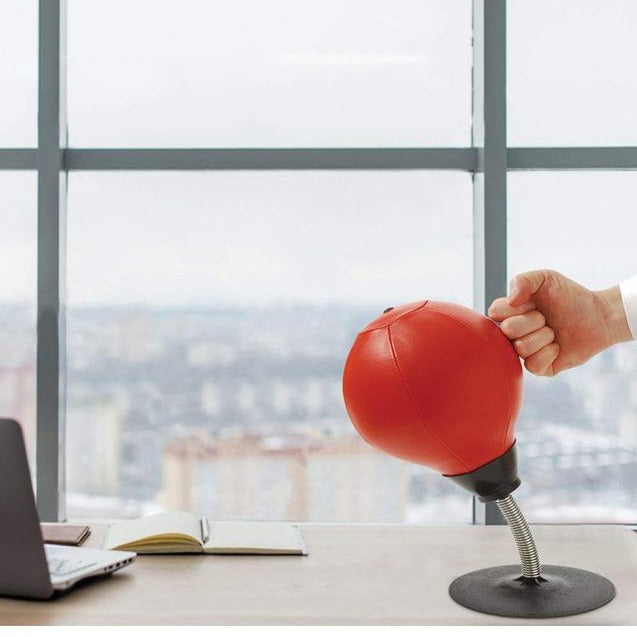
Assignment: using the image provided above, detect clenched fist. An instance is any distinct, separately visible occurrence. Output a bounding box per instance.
[488,270,632,376]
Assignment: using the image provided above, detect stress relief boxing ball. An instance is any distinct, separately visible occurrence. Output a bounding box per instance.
[343,300,619,620]
[342,300,524,501]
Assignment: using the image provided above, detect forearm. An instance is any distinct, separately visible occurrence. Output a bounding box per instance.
[597,284,633,346]
[618,275,637,342]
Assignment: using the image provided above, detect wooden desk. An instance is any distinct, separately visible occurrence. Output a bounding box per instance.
[0,524,636,625]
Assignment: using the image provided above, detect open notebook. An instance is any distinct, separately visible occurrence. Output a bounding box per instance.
[105,511,307,555]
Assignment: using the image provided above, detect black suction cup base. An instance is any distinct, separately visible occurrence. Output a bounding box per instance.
[449,564,615,619]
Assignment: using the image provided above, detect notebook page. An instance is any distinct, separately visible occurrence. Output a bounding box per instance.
[204,521,307,554]
[105,511,202,549]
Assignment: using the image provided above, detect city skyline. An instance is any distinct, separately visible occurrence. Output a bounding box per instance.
[1,300,636,524]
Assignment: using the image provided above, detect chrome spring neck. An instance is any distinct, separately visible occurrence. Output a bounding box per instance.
[496,495,542,579]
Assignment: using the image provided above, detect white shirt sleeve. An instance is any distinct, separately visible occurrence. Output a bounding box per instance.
[619,275,637,341]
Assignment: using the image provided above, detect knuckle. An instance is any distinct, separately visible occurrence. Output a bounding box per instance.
[524,358,541,374]
[543,325,555,341]
[500,319,516,338]
[496,300,513,316]
[532,311,547,328]
[524,358,549,376]
[514,338,528,358]
[487,303,503,318]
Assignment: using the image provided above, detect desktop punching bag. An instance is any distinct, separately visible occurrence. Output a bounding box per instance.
[342,300,615,619]
[342,300,522,500]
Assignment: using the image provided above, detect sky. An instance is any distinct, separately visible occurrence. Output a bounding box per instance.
[1,0,637,306]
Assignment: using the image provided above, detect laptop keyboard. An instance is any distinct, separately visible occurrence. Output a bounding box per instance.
[47,556,97,577]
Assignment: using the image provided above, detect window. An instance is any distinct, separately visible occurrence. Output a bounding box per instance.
[65,170,473,522]
[0,0,37,146]
[508,172,637,523]
[0,173,37,466]
[67,0,472,147]
[508,0,637,146]
[3,1,635,527]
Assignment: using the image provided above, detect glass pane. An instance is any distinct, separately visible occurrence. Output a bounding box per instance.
[67,0,472,147]
[508,172,637,523]
[66,171,473,523]
[0,0,37,146]
[508,0,637,146]
[0,173,37,468]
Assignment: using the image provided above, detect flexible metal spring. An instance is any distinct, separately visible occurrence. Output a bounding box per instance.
[496,495,542,578]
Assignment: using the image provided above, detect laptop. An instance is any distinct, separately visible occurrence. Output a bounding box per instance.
[0,418,136,599]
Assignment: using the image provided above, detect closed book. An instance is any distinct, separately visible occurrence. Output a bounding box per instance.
[41,523,91,546]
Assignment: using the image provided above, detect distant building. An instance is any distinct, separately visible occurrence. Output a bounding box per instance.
[59,304,637,523]
[67,394,125,497]
[516,421,637,521]
[161,430,408,522]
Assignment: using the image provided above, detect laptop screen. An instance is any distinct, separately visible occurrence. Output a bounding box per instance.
[0,419,54,599]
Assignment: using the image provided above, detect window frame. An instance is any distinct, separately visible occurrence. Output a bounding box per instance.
[1,0,636,523]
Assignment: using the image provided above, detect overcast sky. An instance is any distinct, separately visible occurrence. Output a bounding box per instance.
[1,0,637,306]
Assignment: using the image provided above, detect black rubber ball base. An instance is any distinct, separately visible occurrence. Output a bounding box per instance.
[449,565,615,618]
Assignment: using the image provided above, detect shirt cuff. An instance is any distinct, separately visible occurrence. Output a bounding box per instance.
[619,275,637,340]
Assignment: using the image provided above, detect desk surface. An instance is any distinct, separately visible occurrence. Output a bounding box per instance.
[1,524,636,625]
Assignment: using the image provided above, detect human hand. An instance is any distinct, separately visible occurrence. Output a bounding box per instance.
[488,269,631,376]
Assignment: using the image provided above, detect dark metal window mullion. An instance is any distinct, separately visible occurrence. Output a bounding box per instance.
[471,0,508,525]
[36,0,66,522]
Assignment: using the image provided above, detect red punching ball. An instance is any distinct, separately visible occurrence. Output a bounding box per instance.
[343,301,620,620]
[342,300,523,498]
